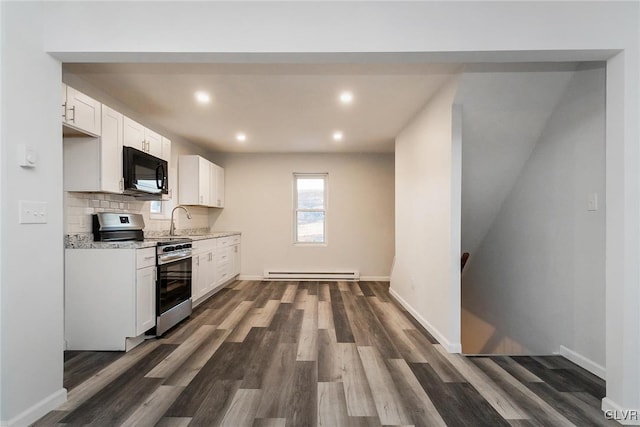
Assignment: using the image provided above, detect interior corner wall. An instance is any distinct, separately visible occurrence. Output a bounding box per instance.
[208,153,395,280]
[1,2,66,425]
[391,75,461,351]
[461,65,606,373]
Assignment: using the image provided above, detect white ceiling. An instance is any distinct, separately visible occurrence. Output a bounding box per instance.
[63,63,461,153]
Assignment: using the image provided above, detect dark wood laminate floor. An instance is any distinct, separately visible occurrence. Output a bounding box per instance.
[35,280,614,426]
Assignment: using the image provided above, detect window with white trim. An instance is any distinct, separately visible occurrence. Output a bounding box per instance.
[294,173,327,244]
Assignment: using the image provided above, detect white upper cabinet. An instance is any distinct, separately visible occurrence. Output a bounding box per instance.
[178,155,224,208]
[123,117,146,152]
[211,163,225,208]
[64,104,124,193]
[162,137,172,165]
[123,117,168,162]
[179,155,210,206]
[62,83,101,137]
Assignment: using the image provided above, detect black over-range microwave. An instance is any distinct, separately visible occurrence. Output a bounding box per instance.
[123,146,168,199]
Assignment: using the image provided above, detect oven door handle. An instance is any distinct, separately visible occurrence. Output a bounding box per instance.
[158,252,192,265]
[155,164,165,190]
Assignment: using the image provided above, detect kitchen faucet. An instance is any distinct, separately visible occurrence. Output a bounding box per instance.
[169,205,192,236]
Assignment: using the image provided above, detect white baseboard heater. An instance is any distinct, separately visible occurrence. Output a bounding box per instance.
[263,270,360,281]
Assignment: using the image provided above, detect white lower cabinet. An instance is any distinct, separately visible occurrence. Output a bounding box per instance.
[191,240,216,301]
[65,247,157,351]
[136,265,157,336]
[191,235,241,306]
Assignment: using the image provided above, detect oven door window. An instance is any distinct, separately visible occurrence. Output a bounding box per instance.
[158,258,192,313]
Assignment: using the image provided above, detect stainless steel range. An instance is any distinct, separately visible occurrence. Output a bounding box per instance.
[92,212,193,336]
[155,238,193,335]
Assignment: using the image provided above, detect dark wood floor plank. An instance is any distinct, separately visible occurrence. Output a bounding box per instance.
[525,382,618,426]
[120,385,185,427]
[164,339,249,417]
[352,295,402,359]
[409,362,512,427]
[60,344,177,425]
[317,329,341,382]
[163,328,231,387]
[253,281,276,308]
[357,281,377,297]
[513,356,605,396]
[269,281,287,300]
[404,329,466,382]
[255,343,298,419]
[188,380,241,426]
[241,329,281,389]
[329,286,355,343]
[286,361,317,427]
[63,351,124,391]
[386,359,447,427]
[470,357,574,426]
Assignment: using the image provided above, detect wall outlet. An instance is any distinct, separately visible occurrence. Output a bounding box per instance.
[19,200,47,224]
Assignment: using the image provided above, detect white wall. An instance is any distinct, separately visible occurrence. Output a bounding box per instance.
[391,76,461,351]
[1,3,67,425]
[209,153,395,279]
[1,1,639,423]
[461,66,606,373]
[457,65,576,255]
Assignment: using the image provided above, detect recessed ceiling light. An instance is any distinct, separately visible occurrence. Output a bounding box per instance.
[339,91,353,104]
[332,131,343,141]
[236,133,247,142]
[194,91,211,104]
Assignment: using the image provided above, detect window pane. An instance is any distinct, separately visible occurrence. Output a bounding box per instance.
[297,178,324,209]
[296,211,325,243]
[150,200,162,214]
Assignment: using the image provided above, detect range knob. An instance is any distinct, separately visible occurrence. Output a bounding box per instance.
[163,246,173,252]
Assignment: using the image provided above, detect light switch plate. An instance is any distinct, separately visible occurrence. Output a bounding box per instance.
[19,200,47,224]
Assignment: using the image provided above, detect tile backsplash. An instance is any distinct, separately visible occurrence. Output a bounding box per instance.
[65,192,210,235]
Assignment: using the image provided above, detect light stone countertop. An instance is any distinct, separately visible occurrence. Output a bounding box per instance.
[65,231,241,249]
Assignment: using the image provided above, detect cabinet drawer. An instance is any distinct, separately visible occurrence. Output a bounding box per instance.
[217,269,231,283]
[231,235,241,245]
[217,236,233,248]
[217,251,230,264]
[136,247,156,269]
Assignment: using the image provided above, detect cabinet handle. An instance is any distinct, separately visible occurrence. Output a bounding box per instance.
[144,256,155,260]
[68,105,76,122]
[62,102,67,120]
[119,178,124,191]
[196,256,199,266]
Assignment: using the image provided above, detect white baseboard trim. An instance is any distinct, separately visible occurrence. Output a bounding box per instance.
[602,397,640,425]
[238,275,390,282]
[238,275,264,281]
[557,345,606,379]
[389,287,462,353]
[3,388,67,427]
[360,276,390,281]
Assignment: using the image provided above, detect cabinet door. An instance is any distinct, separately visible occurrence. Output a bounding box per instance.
[206,251,217,292]
[101,105,124,193]
[65,86,102,136]
[135,266,156,336]
[161,137,171,163]
[232,244,241,276]
[210,163,224,208]
[198,157,211,206]
[215,165,225,208]
[123,117,146,152]
[145,128,163,158]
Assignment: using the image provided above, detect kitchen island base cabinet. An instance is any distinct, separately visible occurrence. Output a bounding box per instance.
[65,247,156,351]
